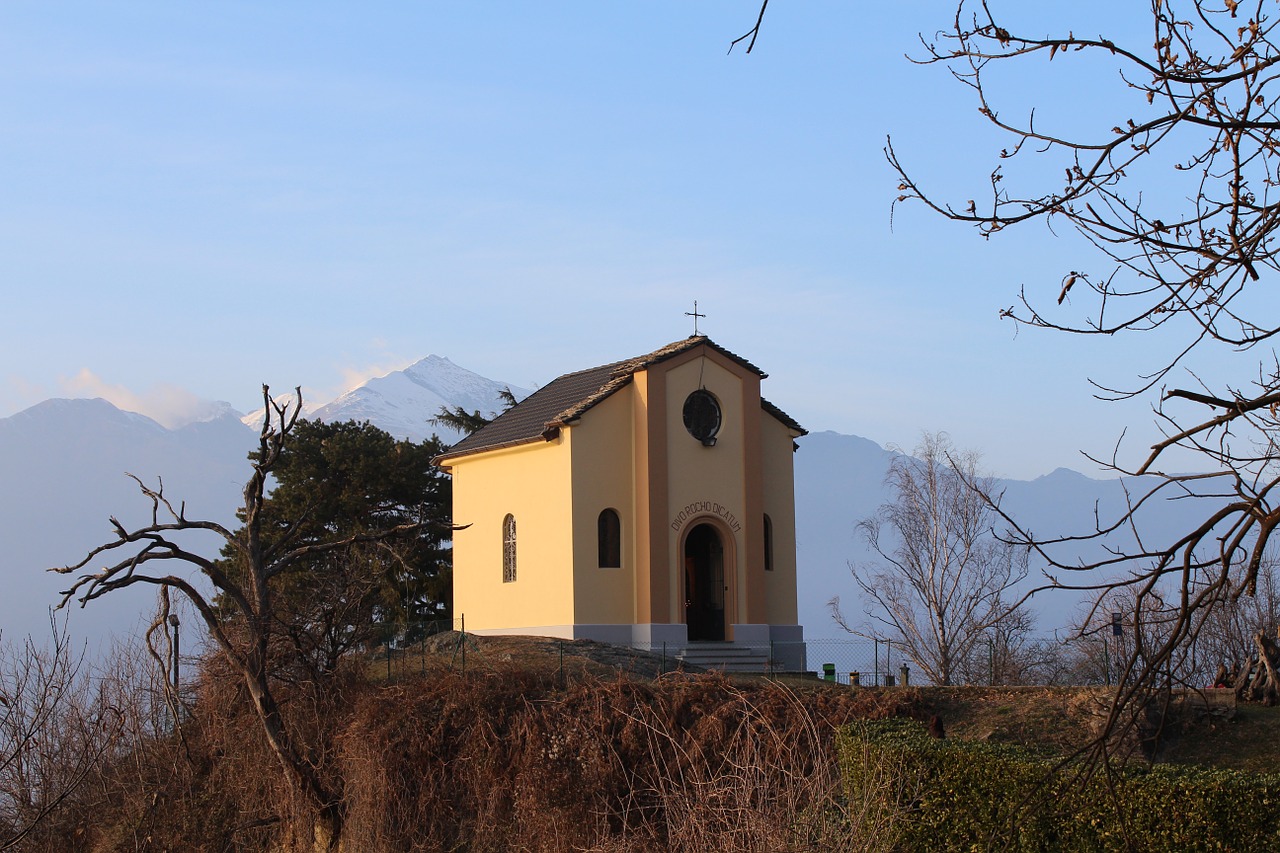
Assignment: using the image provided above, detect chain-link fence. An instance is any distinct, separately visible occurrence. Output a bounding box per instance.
[368,620,919,685]
[802,637,918,686]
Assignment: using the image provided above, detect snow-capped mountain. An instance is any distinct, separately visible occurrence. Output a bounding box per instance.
[240,356,527,445]
[307,356,530,444]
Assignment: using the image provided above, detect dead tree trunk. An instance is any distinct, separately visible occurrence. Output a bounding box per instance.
[1233,658,1257,702]
[1252,630,1280,707]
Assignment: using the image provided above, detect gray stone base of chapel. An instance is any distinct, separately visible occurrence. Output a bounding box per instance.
[466,622,805,674]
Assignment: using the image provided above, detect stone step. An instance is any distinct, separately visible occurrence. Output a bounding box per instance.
[677,643,773,673]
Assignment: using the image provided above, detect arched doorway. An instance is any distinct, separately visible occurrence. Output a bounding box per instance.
[684,523,726,641]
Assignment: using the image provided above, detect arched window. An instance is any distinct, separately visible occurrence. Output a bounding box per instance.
[763,513,775,572]
[502,514,517,583]
[598,508,621,568]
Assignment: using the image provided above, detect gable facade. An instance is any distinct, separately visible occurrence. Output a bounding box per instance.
[435,337,806,669]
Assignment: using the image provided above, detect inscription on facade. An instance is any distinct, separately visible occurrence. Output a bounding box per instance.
[671,500,742,534]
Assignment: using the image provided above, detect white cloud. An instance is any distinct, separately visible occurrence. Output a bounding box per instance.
[338,360,412,393]
[308,347,414,407]
[3,376,51,418]
[59,369,224,429]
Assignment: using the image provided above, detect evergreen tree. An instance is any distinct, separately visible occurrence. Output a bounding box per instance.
[220,419,452,677]
[430,386,519,436]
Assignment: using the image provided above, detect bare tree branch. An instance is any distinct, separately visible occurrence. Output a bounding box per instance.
[47,384,449,848]
[891,0,1280,744]
[729,0,769,55]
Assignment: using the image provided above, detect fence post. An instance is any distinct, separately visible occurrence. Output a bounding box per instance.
[1103,632,1110,687]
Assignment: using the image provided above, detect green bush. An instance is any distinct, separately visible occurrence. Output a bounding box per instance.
[838,718,1280,852]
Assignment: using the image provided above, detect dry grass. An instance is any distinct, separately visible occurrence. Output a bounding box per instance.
[1154,702,1280,772]
[921,686,1105,754]
[44,635,1280,851]
[338,668,917,852]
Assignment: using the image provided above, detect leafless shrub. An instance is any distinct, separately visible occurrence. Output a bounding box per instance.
[0,621,124,852]
[35,648,923,851]
[338,669,917,852]
[613,680,878,853]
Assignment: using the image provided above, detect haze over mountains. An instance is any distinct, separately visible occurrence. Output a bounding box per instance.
[0,355,1206,648]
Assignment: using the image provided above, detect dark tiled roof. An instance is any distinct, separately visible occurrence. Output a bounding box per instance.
[436,358,631,461]
[435,336,804,462]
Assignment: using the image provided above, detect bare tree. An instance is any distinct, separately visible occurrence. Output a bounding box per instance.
[887,0,1280,731]
[831,433,1029,685]
[51,387,429,851]
[1192,554,1280,679]
[953,607,1050,686]
[0,619,124,850]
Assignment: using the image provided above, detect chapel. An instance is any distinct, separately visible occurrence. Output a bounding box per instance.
[434,336,807,671]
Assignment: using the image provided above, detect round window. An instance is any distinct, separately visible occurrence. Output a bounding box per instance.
[682,389,721,445]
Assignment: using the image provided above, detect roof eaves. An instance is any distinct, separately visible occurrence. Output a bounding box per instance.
[761,397,807,435]
[433,433,548,466]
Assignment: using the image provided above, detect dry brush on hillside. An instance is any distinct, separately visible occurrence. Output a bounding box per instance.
[29,661,920,853]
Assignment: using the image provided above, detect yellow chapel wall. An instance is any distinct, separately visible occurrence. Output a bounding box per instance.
[568,385,639,625]
[760,414,800,624]
[448,436,576,632]
[662,353,753,631]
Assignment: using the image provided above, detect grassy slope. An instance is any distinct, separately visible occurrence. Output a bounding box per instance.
[384,634,1280,770]
[1156,702,1280,773]
[877,683,1280,771]
[61,635,1278,851]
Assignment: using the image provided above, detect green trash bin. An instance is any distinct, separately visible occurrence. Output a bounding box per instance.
[822,663,835,682]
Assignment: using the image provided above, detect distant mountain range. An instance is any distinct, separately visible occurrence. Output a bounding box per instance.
[0,355,1209,648]
[0,398,256,644]
[241,355,530,444]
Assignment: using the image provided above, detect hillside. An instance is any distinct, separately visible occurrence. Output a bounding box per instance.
[18,633,1280,851]
[398,633,1280,769]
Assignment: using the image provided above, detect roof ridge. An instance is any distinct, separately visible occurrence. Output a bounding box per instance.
[549,356,634,383]
[435,336,784,463]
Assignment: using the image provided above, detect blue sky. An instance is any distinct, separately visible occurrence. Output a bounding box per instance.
[0,2,1227,480]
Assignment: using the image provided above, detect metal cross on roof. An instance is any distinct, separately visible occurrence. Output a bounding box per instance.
[685,300,706,336]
